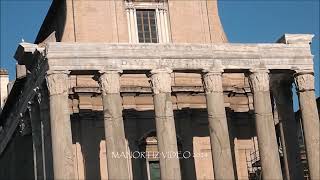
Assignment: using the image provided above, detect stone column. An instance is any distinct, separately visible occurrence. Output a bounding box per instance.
[28,99,44,180]
[98,70,131,180]
[46,71,75,179]
[202,70,235,179]
[249,69,283,180]
[294,72,320,180]
[272,77,304,180]
[149,68,181,180]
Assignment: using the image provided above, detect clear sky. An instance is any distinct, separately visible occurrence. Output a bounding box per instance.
[0,0,319,110]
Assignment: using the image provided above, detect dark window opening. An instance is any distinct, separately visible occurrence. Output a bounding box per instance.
[136,9,158,43]
[149,161,160,180]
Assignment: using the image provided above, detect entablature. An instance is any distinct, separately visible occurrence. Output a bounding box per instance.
[15,34,315,74]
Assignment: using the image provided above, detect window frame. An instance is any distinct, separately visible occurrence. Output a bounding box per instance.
[136,9,158,43]
[125,1,170,43]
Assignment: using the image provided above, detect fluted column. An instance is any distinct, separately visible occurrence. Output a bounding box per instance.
[294,72,320,180]
[46,70,74,180]
[272,77,304,180]
[202,69,235,180]
[98,70,131,180]
[249,69,283,180]
[149,68,181,180]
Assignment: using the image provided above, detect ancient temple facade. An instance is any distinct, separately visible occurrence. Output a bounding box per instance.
[0,0,319,180]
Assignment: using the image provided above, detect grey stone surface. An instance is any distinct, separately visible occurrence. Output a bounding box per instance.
[295,73,320,180]
[277,34,314,44]
[46,71,75,180]
[272,76,304,180]
[41,41,314,71]
[202,70,236,179]
[99,71,132,180]
[249,70,283,180]
[150,69,181,180]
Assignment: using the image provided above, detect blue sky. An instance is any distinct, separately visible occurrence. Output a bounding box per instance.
[0,0,319,110]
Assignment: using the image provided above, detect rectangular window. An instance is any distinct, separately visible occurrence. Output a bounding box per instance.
[136,9,158,43]
[148,161,160,180]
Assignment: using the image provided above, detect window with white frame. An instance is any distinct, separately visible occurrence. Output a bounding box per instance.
[125,0,170,43]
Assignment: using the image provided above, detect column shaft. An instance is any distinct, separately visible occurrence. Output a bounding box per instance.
[46,71,74,179]
[295,73,320,180]
[249,70,283,180]
[202,71,235,180]
[99,70,131,180]
[39,87,54,179]
[150,69,181,180]
[29,100,44,180]
[273,80,304,180]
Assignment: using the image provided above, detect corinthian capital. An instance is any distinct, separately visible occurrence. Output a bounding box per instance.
[98,70,122,94]
[149,68,172,94]
[294,72,315,92]
[202,69,223,93]
[46,70,70,96]
[249,69,270,92]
